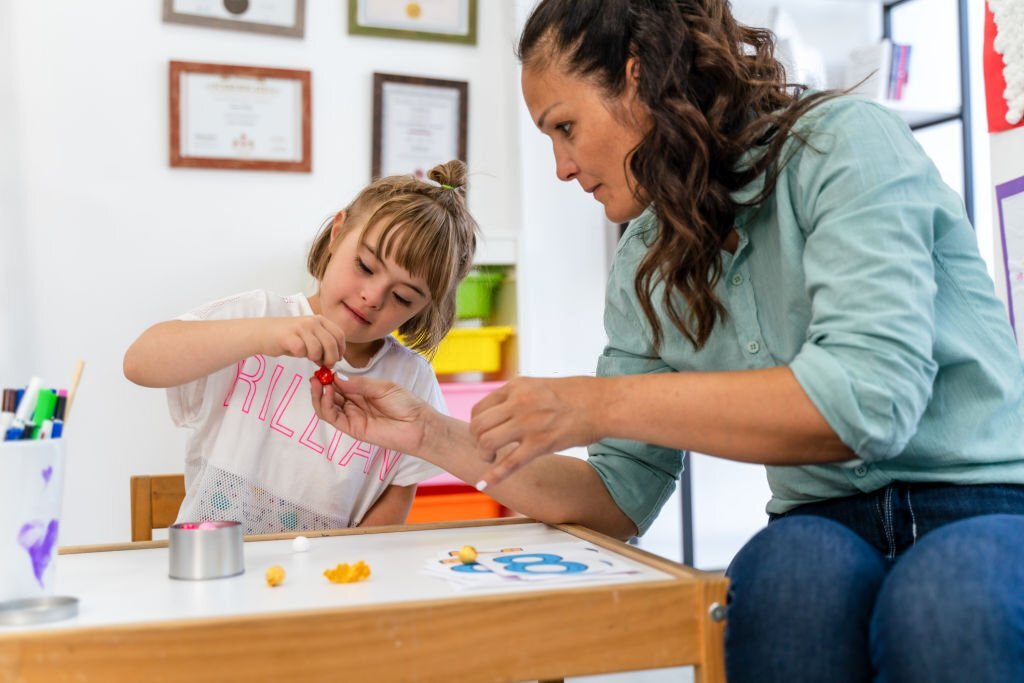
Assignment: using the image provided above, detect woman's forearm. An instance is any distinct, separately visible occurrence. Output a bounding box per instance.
[421,414,638,539]
[600,366,853,465]
[123,319,266,388]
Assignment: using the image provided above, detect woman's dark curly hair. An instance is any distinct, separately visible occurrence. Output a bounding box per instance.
[519,0,840,351]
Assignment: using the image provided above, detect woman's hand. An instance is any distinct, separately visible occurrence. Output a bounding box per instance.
[310,375,431,456]
[264,316,347,368]
[469,376,603,487]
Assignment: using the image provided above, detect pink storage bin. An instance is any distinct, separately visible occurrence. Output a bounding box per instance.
[440,381,505,421]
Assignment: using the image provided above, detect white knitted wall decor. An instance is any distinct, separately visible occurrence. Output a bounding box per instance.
[990,0,1024,125]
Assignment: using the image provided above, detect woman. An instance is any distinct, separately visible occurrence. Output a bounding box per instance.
[312,1,1024,680]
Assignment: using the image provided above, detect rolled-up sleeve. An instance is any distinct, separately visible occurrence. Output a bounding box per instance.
[588,224,686,535]
[788,100,947,461]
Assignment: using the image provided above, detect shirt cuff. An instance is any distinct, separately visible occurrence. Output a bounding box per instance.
[587,448,680,536]
[790,343,902,461]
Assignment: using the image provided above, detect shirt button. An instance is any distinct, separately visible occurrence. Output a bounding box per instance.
[854,465,868,476]
[746,341,760,354]
[731,274,744,286]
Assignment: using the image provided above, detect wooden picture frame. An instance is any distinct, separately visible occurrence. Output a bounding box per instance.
[371,73,468,181]
[169,61,312,173]
[163,0,306,38]
[349,0,476,45]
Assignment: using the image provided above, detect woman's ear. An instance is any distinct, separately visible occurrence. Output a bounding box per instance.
[329,210,347,242]
[622,56,651,131]
[625,56,640,88]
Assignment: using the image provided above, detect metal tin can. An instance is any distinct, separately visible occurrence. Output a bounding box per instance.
[168,521,244,580]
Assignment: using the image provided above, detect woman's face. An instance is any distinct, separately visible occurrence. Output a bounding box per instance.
[521,58,651,224]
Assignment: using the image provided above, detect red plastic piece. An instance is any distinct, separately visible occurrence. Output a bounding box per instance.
[314,366,335,385]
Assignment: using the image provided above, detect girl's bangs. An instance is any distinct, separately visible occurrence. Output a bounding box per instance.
[362,205,456,301]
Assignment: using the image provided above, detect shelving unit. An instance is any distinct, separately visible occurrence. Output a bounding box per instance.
[884,0,973,223]
[409,267,517,524]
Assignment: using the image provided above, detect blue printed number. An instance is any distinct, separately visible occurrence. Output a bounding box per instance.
[451,562,492,574]
[495,553,587,575]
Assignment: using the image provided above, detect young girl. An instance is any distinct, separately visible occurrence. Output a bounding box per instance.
[124,160,478,534]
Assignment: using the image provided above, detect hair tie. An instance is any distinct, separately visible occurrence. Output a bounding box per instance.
[422,176,459,192]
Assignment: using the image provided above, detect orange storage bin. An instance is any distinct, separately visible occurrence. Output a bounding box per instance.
[407,491,504,524]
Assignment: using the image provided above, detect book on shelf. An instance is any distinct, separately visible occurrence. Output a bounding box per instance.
[844,39,912,103]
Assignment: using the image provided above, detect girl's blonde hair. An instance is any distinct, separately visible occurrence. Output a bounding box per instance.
[307,160,478,355]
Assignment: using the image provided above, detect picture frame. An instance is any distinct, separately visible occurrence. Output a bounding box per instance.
[372,73,468,181]
[169,61,312,173]
[163,0,306,38]
[349,0,476,45]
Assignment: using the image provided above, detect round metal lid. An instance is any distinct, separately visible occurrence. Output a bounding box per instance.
[0,596,79,626]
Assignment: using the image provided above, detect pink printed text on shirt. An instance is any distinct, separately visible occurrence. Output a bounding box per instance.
[221,355,403,481]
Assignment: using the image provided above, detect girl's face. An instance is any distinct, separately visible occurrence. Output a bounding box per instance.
[521,57,651,224]
[312,213,431,362]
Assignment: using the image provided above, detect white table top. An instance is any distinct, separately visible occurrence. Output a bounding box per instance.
[2,523,673,634]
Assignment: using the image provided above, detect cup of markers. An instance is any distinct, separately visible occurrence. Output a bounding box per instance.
[0,374,79,625]
[2,378,67,442]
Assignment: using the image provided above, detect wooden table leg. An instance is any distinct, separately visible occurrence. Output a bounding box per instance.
[694,575,729,683]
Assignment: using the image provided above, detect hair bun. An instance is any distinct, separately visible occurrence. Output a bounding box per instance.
[427,160,468,192]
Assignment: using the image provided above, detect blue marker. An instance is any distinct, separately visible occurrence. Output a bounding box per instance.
[4,376,41,441]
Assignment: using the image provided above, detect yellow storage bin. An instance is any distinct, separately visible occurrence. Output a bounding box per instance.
[429,326,515,375]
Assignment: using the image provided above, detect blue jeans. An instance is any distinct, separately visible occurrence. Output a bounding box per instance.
[724,482,1024,683]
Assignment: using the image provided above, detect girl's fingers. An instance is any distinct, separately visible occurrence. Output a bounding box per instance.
[300,330,325,365]
[313,326,340,368]
[321,317,347,361]
[318,317,347,368]
[308,325,330,366]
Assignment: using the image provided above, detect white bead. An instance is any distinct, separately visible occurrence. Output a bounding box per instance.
[292,535,311,552]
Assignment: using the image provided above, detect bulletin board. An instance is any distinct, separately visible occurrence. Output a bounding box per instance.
[997,176,1024,352]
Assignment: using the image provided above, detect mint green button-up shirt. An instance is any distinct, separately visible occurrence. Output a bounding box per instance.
[588,96,1024,535]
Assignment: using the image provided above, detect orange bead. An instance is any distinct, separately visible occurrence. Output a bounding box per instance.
[265,565,286,587]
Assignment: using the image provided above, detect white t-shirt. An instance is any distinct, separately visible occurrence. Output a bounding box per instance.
[167,290,445,534]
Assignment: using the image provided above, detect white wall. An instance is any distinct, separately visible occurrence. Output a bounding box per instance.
[0,0,32,384]
[1,0,528,545]
[512,0,611,383]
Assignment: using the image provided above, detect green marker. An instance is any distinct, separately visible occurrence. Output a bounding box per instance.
[30,389,58,439]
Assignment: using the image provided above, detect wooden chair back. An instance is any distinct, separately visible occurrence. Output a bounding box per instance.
[130,474,186,542]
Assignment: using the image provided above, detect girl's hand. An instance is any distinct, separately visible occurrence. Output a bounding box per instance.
[263,316,347,368]
[310,375,430,456]
[469,377,602,487]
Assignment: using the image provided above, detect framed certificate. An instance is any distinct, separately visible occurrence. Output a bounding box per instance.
[163,0,306,38]
[372,73,468,181]
[169,61,312,173]
[349,0,476,45]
